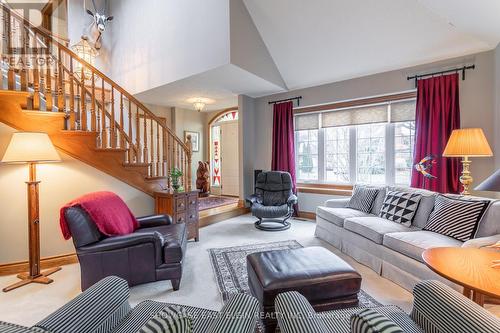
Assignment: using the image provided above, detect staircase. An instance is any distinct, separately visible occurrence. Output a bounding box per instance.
[0,4,192,195]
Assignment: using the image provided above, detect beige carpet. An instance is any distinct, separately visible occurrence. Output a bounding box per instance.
[0,214,497,326]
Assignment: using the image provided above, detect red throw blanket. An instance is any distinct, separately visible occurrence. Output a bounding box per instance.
[60,191,138,240]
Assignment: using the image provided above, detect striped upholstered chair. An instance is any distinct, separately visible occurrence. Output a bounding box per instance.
[275,280,500,333]
[0,276,260,333]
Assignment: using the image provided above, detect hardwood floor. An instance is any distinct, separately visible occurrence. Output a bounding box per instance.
[199,201,249,227]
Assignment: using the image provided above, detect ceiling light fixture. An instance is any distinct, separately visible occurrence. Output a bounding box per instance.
[187,97,215,112]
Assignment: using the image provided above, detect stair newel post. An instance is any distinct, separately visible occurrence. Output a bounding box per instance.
[45,52,52,111]
[91,72,96,131]
[186,135,193,191]
[80,66,86,130]
[101,78,107,148]
[68,58,75,129]
[110,87,116,148]
[136,105,141,163]
[119,92,124,149]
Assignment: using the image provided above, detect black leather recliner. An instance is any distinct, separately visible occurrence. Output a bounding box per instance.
[64,207,187,291]
[246,171,298,231]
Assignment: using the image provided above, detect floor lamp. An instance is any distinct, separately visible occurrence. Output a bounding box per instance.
[1,132,62,292]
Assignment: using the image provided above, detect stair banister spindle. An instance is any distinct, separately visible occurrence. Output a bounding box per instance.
[91,72,96,131]
[45,54,52,111]
[150,117,154,176]
[20,26,28,91]
[110,87,116,147]
[156,122,161,176]
[136,105,141,162]
[57,47,64,113]
[143,111,148,174]
[119,93,125,148]
[68,58,75,129]
[6,9,15,90]
[101,78,107,147]
[128,100,133,163]
[80,66,87,130]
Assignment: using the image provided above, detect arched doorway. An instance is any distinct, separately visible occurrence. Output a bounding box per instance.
[209,108,239,196]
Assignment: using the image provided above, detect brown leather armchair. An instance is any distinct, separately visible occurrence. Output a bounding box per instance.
[64,206,187,291]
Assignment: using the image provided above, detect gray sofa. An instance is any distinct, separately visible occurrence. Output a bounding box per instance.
[315,186,500,291]
[0,276,260,333]
[275,280,500,333]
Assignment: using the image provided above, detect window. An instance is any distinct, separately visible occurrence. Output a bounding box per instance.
[357,123,386,184]
[294,97,416,186]
[296,129,318,181]
[325,127,350,183]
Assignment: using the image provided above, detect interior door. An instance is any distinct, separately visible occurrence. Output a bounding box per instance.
[220,121,239,196]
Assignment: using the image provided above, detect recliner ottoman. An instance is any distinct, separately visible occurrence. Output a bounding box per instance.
[247,246,361,332]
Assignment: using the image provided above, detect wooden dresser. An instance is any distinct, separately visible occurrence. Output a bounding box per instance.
[154,190,199,241]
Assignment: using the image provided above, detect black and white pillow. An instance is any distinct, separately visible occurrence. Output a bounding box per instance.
[139,305,192,333]
[350,308,404,333]
[347,185,380,213]
[379,191,422,227]
[423,195,490,242]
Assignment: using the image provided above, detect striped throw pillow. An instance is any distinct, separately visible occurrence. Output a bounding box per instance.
[347,185,380,213]
[139,305,191,333]
[350,308,404,333]
[423,195,490,242]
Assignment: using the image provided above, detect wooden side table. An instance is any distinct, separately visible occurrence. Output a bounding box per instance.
[154,190,200,241]
[422,247,500,306]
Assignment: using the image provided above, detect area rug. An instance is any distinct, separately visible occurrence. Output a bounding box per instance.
[208,240,382,307]
[199,196,239,211]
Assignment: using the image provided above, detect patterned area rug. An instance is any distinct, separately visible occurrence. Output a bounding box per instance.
[208,240,382,306]
[199,196,239,211]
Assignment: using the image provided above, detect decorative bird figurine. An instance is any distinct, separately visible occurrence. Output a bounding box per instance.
[414,155,437,188]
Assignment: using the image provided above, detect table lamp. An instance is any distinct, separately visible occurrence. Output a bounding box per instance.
[1,132,61,292]
[443,128,493,195]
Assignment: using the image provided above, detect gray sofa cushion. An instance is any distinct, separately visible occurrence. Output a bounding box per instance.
[370,186,387,215]
[476,200,500,237]
[316,207,372,227]
[383,231,462,263]
[251,203,289,218]
[388,186,436,229]
[344,217,416,244]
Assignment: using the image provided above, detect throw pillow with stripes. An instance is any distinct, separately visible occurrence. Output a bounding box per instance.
[350,308,404,333]
[139,305,192,333]
[423,195,490,242]
[347,185,380,213]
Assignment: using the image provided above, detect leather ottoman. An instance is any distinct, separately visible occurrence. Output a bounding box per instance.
[247,246,361,332]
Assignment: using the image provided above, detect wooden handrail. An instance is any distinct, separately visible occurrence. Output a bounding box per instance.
[1,3,192,188]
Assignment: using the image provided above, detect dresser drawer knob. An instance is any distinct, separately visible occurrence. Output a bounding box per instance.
[190,201,196,205]
[190,215,195,219]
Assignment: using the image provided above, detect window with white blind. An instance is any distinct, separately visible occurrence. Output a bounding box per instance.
[294,98,416,186]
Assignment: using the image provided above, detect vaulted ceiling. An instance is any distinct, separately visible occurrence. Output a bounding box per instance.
[243,0,500,90]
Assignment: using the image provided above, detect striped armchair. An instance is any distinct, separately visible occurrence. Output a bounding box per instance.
[0,276,260,333]
[275,280,500,333]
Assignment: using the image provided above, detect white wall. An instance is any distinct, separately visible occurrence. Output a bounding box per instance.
[173,108,208,185]
[249,50,498,211]
[108,0,230,95]
[0,123,153,263]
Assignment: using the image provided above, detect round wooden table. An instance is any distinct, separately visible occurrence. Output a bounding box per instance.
[422,247,500,306]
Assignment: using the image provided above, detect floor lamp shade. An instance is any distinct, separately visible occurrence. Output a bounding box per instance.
[475,169,500,192]
[1,132,60,163]
[1,132,61,292]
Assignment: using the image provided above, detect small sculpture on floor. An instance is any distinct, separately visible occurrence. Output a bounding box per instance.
[196,161,210,197]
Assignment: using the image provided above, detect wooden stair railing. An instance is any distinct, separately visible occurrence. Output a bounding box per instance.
[0,4,192,190]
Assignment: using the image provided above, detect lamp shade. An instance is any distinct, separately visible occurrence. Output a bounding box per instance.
[475,169,500,192]
[1,132,61,163]
[443,128,493,157]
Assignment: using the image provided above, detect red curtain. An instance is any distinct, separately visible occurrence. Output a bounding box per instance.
[411,73,461,193]
[271,101,297,193]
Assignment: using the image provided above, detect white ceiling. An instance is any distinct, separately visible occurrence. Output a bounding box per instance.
[134,64,285,111]
[243,0,500,90]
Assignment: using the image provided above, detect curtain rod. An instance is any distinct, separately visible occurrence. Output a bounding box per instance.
[268,96,302,106]
[407,65,475,88]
